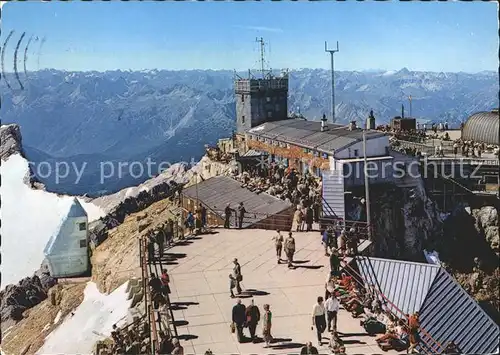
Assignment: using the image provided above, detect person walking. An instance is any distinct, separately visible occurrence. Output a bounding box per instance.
[262,304,273,348]
[237,202,246,229]
[305,206,314,232]
[232,299,246,343]
[324,293,340,333]
[273,230,284,264]
[245,299,261,342]
[311,296,327,347]
[322,229,331,256]
[293,207,303,232]
[284,232,296,269]
[233,258,243,294]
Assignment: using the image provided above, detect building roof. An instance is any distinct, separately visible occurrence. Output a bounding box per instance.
[242,149,266,157]
[462,111,499,145]
[357,256,440,315]
[419,268,499,354]
[67,198,88,218]
[355,256,499,354]
[247,119,386,154]
[182,176,292,228]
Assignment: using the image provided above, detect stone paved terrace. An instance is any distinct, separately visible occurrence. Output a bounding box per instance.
[165,229,403,355]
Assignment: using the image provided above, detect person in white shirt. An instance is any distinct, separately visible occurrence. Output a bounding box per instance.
[311,296,326,347]
[324,293,340,332]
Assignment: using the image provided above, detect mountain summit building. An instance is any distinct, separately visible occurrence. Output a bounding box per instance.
[43,198,89,278]
[235,72,289,134]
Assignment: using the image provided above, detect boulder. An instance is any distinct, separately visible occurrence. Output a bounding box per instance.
[0,270,57,324]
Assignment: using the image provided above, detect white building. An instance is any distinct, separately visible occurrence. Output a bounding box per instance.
[43,198,89,278]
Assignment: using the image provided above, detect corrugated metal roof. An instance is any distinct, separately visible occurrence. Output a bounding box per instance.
[242,149,265,157]
[462,111,499,145]
[356,256,440,315]
[356,257,500,354]
[419,268,499,354]
[247,119,387,153]
[182,176,292,228]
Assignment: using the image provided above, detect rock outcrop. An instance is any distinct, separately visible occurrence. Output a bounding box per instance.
[0,124,23,161]
[0,268,57,328]
[472,206,499,255]
[370,182,443,260]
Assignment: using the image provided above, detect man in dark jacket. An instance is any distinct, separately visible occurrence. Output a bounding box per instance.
[224,203,233,229]
[245,299,261,341]
[306,206,314,232]
[155,227,165,258]
[237,202,246,229]
[329,249,341,277]
[148,273,163,295]
[232,299,247,343]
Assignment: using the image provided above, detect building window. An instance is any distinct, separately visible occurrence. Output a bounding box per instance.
[266,97,271,102]
[242,115,245,124]
[354,149,359,157]
[79,222,87,231]
[267,111,273,118]
[80,239,87,248]
[241,94,245,102]
[275,104,280,111]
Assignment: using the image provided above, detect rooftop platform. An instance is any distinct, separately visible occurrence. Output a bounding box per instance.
[166,229,397,355]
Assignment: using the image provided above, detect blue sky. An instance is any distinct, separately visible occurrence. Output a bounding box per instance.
[1,1,498,72]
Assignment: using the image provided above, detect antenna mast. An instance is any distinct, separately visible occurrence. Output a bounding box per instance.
[325,41,340,123]
[256,37,266,78]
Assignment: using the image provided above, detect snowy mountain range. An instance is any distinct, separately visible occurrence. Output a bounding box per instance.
[1,68,497,195]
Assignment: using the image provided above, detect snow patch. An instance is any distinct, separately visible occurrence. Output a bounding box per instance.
[37,281,131,354]
[249,125,265,132]
[0,154,105,289]
[53,310,62,324]
[356,84,369,92]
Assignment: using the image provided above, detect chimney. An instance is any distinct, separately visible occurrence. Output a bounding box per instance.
[321,114,327,132]
[401,104,405,119]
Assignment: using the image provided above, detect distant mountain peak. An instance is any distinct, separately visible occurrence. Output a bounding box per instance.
[397,67,411,75]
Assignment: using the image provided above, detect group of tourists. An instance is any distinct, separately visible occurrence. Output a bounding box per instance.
[146,220,177,260]
[235,166,322,217]
[452,139,499,158]
[231,299,273,347]
[272,230,296,268]
[185,203,208,234]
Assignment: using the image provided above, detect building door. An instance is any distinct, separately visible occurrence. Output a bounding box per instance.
[322,170,346,221]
